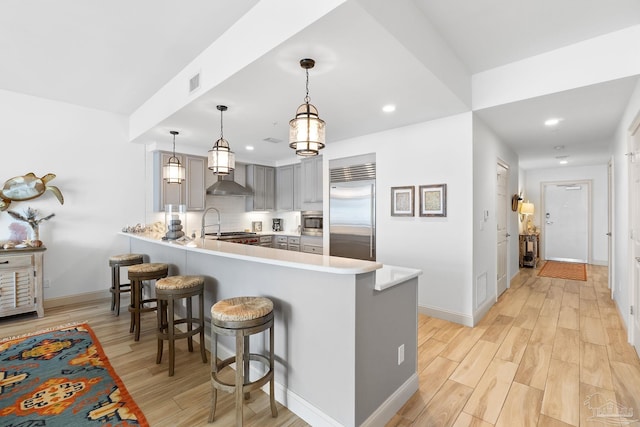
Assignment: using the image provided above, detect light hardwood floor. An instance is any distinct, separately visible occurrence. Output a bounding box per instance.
[1,264,639,426]
[389,264,640,427]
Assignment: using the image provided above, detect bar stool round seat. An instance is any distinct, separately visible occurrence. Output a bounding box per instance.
[155,275,207,377]
[127,262,168,341]
[209,296,277,425]
[108,253,144,316]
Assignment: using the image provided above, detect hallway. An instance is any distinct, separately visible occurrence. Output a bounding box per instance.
[389,264,640,426]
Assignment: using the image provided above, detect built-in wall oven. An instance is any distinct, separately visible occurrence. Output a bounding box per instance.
[301,211,323,236]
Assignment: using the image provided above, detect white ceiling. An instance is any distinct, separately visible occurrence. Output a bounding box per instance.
[1,0,639,170]
[0,0,259,114]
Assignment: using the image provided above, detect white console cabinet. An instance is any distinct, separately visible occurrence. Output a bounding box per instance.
[0,248,45,318]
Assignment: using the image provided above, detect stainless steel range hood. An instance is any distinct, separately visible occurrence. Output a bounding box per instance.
[206,170,253,196]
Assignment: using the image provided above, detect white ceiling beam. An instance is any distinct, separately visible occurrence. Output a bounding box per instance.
[472,25,640,110]
[129,0,346,143]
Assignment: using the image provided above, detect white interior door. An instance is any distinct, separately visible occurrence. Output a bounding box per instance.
[629,117,640,357]
[544,183,589,263]
[496,163,509,297]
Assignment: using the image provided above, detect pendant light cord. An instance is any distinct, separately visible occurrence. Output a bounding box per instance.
[172,133,177,157]
[220,108,224,139]
[305,68,310,103]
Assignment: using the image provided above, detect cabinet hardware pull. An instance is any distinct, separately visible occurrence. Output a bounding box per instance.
[0,261,8,264]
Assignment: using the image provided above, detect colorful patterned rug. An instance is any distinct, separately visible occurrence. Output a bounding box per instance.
[0,322,148,426]
[538,260,587,281]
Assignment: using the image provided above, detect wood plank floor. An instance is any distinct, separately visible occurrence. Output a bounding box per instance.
[389,264,640,427]
[1,263,639,426]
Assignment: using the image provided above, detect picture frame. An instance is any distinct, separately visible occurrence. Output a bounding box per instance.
[391,186,414,217]
[419,184,447,217]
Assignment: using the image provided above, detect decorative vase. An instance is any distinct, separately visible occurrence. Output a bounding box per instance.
[31,225,43,247]
[31,225,39,241]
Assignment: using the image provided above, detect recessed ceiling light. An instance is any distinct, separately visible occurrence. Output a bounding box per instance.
[245,145,254,151]
[382,104,396,113]
[545,118,562,127]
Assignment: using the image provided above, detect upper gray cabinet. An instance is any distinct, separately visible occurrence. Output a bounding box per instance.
[293,163,302,211]
[153,151,206,212]
[245,164,275,211]
[301,155,323,210]
[276,165,295,211]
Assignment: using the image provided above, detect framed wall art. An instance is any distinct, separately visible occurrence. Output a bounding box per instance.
[391,186,414,216]
[419,184,447,217]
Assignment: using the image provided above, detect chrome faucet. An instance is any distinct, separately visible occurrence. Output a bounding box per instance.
[201,207,221,239]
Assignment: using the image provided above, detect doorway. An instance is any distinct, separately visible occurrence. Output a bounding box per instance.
[542,181,591,263]
[629,113,640,357]
[496,161,509,297]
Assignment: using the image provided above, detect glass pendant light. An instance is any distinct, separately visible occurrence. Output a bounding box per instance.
[208,105,235,175]
[289,58,325,156]
[163,130,185,184]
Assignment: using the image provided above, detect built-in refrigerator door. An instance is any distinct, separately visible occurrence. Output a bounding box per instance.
[329,180,375,261]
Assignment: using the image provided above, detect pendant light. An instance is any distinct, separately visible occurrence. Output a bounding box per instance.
[208,105,235,175]
[289,58,325,156]
[163,130,185,184]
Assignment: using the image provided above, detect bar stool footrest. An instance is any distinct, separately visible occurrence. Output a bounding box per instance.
[158,319,205,341]
[212,353,274,394]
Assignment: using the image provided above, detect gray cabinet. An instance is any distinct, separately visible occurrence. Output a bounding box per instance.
[288,236,300,252]
[301,156,323,210]
[185,156,206,211]
[153,151,206,212]
[259,235,273,248]
[275,235,300,251]
[294,163,302,211]
[275,235,288,250]
[276,165,294,211]
[301,235,323,255]
[245,165,275,211]
[0,249,45,318]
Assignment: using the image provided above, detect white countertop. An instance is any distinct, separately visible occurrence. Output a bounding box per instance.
[374,265,423,291]
[122,232,382,275]
[122,233,421,290]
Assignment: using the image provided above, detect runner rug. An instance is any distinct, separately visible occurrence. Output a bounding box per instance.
[538,260,587,281]
[0,322,148,426]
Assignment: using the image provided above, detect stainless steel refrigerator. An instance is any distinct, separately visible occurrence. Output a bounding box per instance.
[329,179,376,261]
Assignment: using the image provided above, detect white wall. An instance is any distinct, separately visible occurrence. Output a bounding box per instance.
[472,115,519,322]
[323,113,474,323]
[525,164,609,265]
[612,78,640,331]
[0,89,145,302]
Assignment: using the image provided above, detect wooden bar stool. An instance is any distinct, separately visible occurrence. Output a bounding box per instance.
[155,275,207,376]
[127,262,168,341]
[108,253,144,316]
[209,296,277,426]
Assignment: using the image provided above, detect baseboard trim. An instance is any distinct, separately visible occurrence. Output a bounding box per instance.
[211,340,345,426]
[473,298,495,326]
[418,304,473,327]
[360,373,419,427]
[44,290,112,309]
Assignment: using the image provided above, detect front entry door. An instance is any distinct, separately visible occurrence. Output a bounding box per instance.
[544,182,589,263]
[496,162,509,297]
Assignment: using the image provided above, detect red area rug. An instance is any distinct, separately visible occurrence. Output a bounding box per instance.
[0,322,148,426]
[538,261,587,281]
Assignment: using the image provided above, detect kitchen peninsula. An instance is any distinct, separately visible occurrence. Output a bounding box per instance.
[121,232,420,427]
